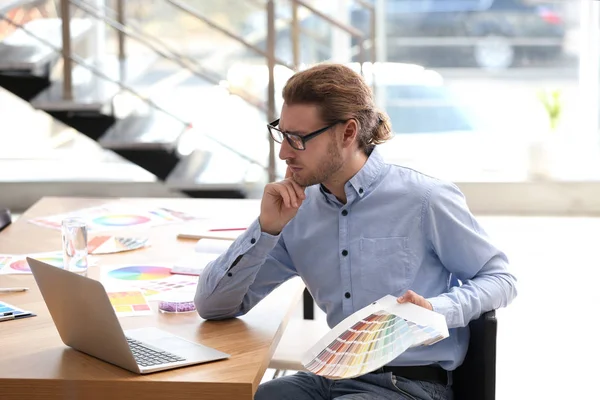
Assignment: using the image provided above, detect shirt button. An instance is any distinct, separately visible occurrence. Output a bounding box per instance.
[341,210,348,216]
[250,238,256,244]
[227,272,233,277]
[359,188,364,194]
[345,292,351,299]
[341,249,348,256]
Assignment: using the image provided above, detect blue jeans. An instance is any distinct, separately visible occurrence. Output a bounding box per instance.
[255,371,453,400]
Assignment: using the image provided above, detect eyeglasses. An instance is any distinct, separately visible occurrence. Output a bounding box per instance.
[267,119,343,151]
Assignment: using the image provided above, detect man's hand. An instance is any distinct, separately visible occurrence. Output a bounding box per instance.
[258,167,306,235]
[397,290,433,311]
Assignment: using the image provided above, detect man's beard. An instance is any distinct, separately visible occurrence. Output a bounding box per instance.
[292,139,343,187]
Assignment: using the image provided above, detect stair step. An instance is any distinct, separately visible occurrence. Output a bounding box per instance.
[100,108,188,150]
[0,18,93,73]
[30,55,158,112]
[0,158,157,182]
[166,148,259,193]
[99,109,188,150]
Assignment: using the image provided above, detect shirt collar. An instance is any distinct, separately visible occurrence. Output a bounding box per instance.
[347,146,383,198]
[319,146,385,202]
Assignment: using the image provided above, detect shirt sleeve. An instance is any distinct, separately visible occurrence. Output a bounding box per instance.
[422,181,518,329]
[194,218,298,320]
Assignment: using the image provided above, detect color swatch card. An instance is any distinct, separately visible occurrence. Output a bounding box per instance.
[302,295,449,380]
[100,265,199,299]
[29,204,204,232]
[88,236,149,254]
[0,252,96,275]
[0,252,65,275]
[106,290,152,317]
[171,252,221,276]
[0,300,35,322]
[0,255,12,271]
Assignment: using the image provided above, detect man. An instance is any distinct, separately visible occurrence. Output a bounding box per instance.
[195,63,517,400]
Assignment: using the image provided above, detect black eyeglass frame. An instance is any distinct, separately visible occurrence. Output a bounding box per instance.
[267,119,345,151]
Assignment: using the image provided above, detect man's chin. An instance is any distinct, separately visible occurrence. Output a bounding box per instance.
[291,173,316,188]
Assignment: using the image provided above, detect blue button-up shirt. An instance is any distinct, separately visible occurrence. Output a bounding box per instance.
[195,148,517,370]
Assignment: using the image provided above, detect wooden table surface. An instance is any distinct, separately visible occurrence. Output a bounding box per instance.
[0,197,304,400]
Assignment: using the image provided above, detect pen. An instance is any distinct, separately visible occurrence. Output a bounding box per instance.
[0,287,29,293]
[209,228,247,232]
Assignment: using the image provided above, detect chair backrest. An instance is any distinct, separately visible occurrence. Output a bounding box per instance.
[453,310,497,400]
[0,208,12,232]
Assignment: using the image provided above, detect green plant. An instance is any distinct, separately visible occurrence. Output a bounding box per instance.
[537,89,562,131]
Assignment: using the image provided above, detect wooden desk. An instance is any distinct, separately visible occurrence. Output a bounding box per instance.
[0,197,305,400]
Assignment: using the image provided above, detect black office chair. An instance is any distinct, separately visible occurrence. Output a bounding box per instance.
[0,208,12,232]
[453,310,497,400]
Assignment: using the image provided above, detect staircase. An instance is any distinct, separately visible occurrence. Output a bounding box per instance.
[0,0,376,200]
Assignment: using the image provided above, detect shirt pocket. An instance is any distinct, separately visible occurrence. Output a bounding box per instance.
[359,236,411,294]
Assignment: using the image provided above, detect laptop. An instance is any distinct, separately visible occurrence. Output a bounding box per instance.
[27,257,230,374]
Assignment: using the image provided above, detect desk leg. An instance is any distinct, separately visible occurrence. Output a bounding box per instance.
[303,288,314,320]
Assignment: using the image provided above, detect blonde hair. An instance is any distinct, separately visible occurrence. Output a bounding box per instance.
[282,63,392,151]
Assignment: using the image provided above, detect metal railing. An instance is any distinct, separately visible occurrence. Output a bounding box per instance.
[354,0,376,64]
[290,0,376,72]
[5,0,378,183]
[163,0,294,71]
[68,0,269,113]
[65,0,273,111]
[0,9,272,171]
[156,0,286,182]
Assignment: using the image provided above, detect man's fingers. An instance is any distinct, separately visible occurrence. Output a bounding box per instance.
[285,167,306,200]
[398,290,416,303]
[288,178,306,200]
[282,182,300,208]
[273,183,292,208]
[267,177,305,210]
[275,181,300,209]
[396,290,432,310]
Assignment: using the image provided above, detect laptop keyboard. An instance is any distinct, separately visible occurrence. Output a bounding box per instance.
[126,337,186,367]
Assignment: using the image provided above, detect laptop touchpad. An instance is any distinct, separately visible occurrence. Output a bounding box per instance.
[159,337,197,351]
[126,327,197,349]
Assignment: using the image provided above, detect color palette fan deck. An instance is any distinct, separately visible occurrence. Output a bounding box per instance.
[302,295,449,380]
[87,236,149,254]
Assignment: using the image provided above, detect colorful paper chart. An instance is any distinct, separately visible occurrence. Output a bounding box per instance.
[0,252,95,275]
[106,290,153,317]
[302,295,449,380]
[88,236,149,254]
[0,255,12,271]
[107,266,172,281]
[0,252,62,275]
[92,215,151,227]
[100,265,199,299]
[28,204,204,232]
[135,279,198,298]
[0,300,35,321]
